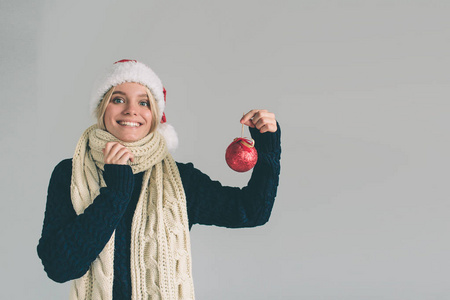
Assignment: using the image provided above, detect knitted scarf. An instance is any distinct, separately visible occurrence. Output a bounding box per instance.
[69,125,195,300]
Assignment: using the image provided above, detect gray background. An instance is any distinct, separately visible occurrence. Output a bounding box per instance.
[1,0,449,299]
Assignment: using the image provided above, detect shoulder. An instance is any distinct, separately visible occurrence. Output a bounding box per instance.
[176,161,194,170]
[48,158,73,189]
[52,158,73,175]
[55,158,73,169]
[175,161,210,185]
[175,161,196,179]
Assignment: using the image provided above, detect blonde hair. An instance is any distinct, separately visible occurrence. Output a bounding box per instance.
[94,85,160,134]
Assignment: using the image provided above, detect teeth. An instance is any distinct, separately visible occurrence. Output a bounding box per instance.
[119,121,140,127]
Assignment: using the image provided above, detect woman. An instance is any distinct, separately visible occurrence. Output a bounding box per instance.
[37,59,281,300]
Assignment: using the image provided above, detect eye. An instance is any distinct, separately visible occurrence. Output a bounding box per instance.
[139,101,150,107]
[112,97,124,104]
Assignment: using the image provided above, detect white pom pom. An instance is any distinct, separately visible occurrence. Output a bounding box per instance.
[158,123,178,153]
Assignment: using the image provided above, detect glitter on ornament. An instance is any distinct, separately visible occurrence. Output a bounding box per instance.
[225,137,258,172]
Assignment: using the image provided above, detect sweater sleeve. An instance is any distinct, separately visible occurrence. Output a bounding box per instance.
[180,123,281,229]
[37,159,134,283]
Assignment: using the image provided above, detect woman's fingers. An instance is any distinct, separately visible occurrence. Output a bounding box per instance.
[106,148,133,165]
[240,110,259,128]
[112,147,131,164]
[102,142,134,165]
[240,109,277,133]
[115,151,134,165]
[254,115,277,131]
[103,143,123,162]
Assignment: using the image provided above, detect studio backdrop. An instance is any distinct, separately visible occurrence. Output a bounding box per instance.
[1,1,449,299]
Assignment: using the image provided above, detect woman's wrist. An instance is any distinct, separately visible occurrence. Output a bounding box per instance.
[249,122,281,153]
[103,164,135,194]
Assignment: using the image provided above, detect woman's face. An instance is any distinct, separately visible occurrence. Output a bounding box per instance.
[104,82,153,142]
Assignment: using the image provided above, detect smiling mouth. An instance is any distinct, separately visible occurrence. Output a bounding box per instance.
[117,121,141,127]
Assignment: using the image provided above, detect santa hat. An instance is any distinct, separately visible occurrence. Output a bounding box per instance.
[91,59,178,151]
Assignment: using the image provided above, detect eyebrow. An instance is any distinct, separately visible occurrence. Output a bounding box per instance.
[112,91,148,98]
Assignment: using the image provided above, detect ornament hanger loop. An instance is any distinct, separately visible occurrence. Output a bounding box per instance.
[232,137,255,148]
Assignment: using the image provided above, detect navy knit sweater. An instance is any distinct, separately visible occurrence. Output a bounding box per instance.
[37,125,281,299]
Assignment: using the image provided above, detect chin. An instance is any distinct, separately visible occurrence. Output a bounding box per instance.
[108,127,149,143]
[121,135,142,143]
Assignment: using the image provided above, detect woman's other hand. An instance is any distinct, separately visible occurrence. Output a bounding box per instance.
[102,142,135,165]
[240,109,277,133]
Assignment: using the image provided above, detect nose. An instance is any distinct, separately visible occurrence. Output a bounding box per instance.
[123,101,138,115]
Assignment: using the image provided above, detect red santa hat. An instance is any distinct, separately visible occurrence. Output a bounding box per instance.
[91,59,178,151]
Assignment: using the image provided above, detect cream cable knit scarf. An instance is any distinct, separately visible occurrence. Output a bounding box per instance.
[69,125,195,300]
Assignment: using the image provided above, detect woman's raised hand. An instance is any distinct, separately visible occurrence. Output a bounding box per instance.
[240,109,277,133]
[102,142,135,165]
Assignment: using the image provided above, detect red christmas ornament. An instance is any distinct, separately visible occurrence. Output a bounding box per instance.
[225,137,258,172]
